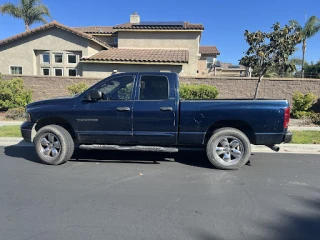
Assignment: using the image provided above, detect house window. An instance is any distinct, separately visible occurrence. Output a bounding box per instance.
[114,37,118,43]
[54,68,63,76]
[10,66,22,74]
[54,54,63,63]
[68,68,77,76]
[42,54,50,64]
[68,54,77,64]
[206,57,214,68]
[42,68,50,76]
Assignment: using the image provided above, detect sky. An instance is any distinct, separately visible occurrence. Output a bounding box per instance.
[0,0,320,64]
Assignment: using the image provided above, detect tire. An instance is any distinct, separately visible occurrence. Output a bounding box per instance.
[206,127,251,170]
[34,125,74,165]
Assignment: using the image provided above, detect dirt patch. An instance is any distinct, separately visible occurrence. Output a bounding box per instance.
[289,118,318,127]
[0,111,6,121]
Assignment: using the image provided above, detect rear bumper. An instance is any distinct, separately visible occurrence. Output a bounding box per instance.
[283,131,292,143]
[20,122,35,142]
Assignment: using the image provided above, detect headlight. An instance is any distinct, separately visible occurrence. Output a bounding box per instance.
[25,112,31,122]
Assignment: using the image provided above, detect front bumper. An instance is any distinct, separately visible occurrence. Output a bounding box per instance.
[20,121,36,142]
[283,131,292,143]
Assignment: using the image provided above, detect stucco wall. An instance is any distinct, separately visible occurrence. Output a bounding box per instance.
[118,31,200,77]
[180,77,320,105]
[0,27,104,75]
[93,35,118,44]
[82,63,183,78]
[2,75,319,105]
[198,54,217,76]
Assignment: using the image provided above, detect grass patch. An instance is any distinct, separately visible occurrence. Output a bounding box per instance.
[0,125,21,137]
[291,131,320,144]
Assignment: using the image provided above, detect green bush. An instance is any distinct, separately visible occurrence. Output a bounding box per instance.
[292,92,317,119]
[4,107,25,120]
[0,78,32,109]
[67,82,88,95]
[180,84,218,100]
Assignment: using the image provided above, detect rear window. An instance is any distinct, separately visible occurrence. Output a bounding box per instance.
[139,76,169,100]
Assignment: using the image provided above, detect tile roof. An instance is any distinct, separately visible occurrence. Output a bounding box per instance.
[73,26,116,34]
[199,46,220,55]
[0,21,112,49]
[81,48,189,63]
[113,22,204,30]
[217,62,246,70]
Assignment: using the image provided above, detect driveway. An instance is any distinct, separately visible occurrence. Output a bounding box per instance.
[0,146,319,240]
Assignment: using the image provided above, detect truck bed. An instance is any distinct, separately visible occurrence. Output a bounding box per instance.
[178,99,289,145]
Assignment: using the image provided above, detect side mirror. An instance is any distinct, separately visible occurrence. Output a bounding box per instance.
[86,89,102,101]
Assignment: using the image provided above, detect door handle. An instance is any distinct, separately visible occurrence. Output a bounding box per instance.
[160,107,173,111]
[116,107,130,112]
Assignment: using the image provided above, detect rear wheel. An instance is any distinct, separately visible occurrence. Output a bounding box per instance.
[206,127,251,170]
[34,125,74,165]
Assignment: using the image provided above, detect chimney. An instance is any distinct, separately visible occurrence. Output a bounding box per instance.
[130,12,140,24]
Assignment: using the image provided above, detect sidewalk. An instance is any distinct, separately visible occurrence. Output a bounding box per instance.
[0,121,23,127]
[0,137,319,154]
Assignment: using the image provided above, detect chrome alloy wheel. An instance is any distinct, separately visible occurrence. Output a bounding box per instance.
[214,136,244,165]
[39,133,61,158]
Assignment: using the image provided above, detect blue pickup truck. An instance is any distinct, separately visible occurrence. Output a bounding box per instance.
[21,72,292,170]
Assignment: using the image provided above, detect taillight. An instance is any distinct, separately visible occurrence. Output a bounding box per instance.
[284,107,290,128]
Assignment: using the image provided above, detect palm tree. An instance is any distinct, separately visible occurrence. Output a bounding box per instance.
[0,0,51,31]
[290,16,320,78]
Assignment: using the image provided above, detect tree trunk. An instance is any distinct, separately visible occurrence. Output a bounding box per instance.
[301,40,306,78]
[254,74,263,99]
[25,24,30,31]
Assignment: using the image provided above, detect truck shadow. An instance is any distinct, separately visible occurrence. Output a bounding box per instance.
[4,145,214,169]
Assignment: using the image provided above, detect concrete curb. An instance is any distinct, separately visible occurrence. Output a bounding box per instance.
[0,121,23,127]
[289,127,320,131]
[0,138,319,154]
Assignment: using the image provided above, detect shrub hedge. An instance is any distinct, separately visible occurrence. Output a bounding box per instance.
[180,83,218,99]
[0,78,32,110]
[292,92,317,119]
[67,82,89,95]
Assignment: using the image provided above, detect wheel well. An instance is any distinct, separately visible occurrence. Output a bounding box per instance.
[204,120,255,144]
[35,117,76,139]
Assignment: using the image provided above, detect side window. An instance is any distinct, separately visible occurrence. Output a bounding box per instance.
[97,76,135,100]
[139,76,169,100]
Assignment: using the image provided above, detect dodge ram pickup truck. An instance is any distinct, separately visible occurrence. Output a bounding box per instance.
[21,72,292,170]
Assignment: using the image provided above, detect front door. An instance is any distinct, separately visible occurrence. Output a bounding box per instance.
[74,74,137,144]
[132,74,178,145]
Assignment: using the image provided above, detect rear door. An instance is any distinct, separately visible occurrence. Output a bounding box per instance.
[132,74,178,145]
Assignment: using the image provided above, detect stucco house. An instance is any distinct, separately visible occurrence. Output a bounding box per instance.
[0,12,220,77]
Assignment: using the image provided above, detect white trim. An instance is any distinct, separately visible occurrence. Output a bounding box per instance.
[54,53,63,64]
[41,53,50,64]
[9,65,23,74]
[42,67,50,76]
[68,68,77,76]
[67,54,77,64]
[54,68,64,76]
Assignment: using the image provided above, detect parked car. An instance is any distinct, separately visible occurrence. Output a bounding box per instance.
[21,72,292,170]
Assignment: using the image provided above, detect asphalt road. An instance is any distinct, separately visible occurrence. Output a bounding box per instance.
[0,146,319,240]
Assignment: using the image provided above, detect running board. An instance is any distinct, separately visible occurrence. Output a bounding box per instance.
[79,144,179,153]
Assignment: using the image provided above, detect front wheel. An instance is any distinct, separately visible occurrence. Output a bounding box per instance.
[206,127,251,170]
[34,125,74,165]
